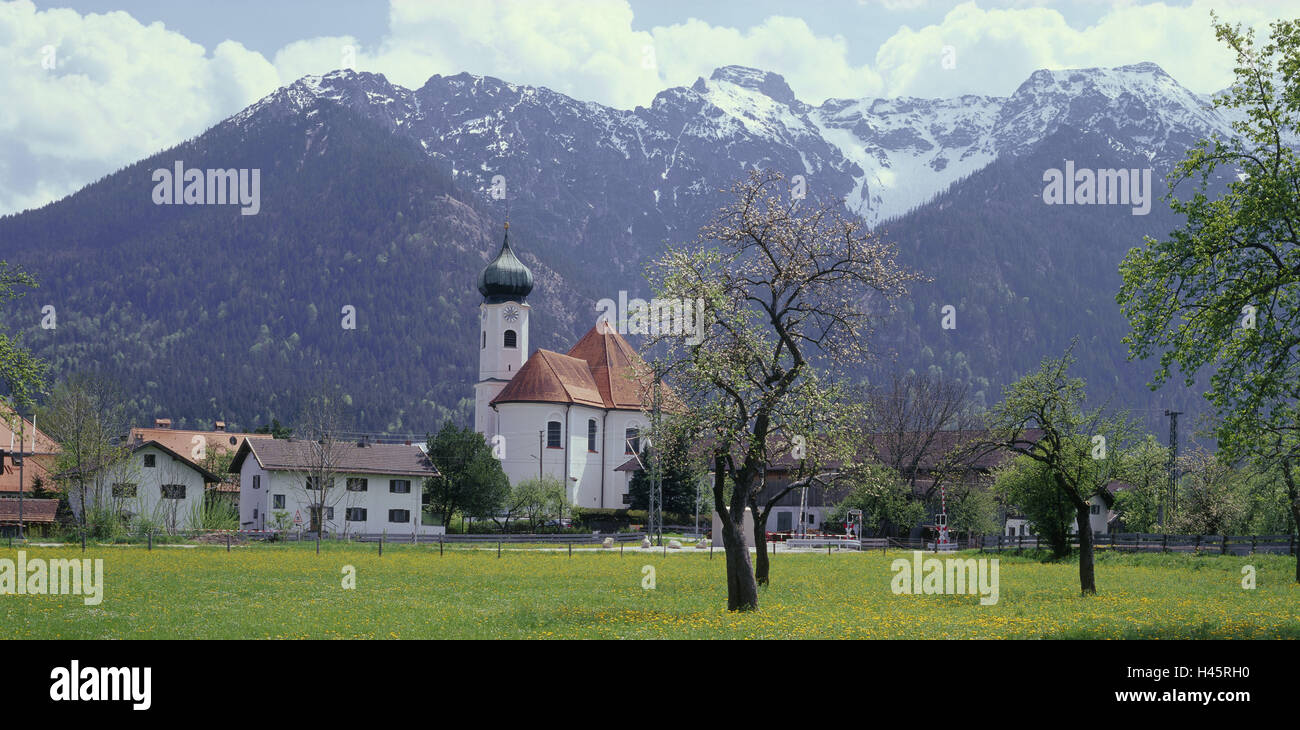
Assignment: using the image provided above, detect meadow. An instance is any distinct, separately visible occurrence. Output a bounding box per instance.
[1,543,1296,639]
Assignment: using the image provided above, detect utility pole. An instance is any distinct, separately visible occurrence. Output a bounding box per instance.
[1162,409,1182,529]
[649,366,663,547]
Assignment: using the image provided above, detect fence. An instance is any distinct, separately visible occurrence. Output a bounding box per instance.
[980,532,1298,556]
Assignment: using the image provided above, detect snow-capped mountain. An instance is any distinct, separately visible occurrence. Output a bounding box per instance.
[0,59,1242,432]
[227,61,1238,228]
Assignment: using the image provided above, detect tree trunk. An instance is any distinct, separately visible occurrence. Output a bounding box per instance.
[753,522,769,586]
[720,513,759,610]
[1279,456,1299,584]
[715,457,758,611]
[1075,505,1096,596]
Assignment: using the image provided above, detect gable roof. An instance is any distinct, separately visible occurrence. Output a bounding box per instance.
[132,441,225,483]
[0,401,61,494]
[127,427,272,460]
[229,439,439,478]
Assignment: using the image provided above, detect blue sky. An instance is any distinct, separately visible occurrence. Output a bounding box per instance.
[2,0,1295,215]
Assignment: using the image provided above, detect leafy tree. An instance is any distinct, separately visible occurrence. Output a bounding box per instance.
[1113,435,1171,533]
[944,484,999,538]
[829,462,925,537]
[647,170,921,611]
[0,261,47,409]
[626,431,705,516]
[984,344,1135,593]
[423,420,510,531]
[1171,448,1247,535]
[509,476,565,532]
[40,373,131,534]
[993,456,1074,557]
[1116,16,1300,579]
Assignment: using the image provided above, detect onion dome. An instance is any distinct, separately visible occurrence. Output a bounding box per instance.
[477,223,534,303]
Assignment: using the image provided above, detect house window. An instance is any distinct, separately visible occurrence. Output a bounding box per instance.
[346,508,367,522]
[625,428,639,455]
[252,475,261,490]
[547,421,562,449]
[272,494,285,509]
[347,478,369,492]
[324,507,334,520]
[622,493,631,505]
[305,476,333,491]
[1090,504,1101,515]
[482,331,486,349]
[587,419,598,452]
[112,483,137,498]
[253,508,258,520]
[390,479,411,494]
[504,329,517,348]
[160,484,186,499]
[143,454,156,468]
[389,509,410,523]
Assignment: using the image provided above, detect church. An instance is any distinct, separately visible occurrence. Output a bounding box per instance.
[473,224,660,509]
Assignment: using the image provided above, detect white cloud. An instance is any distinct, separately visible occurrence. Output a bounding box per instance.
[874,1,1280,99]
[0,0,278,215]
[0,0,1291,215]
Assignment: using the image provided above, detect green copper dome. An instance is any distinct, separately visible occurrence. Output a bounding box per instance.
[477,224,534,304]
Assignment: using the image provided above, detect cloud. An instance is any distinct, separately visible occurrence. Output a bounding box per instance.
[874,1,1280,99]
[0,0,1290,215]
[0,0,278,215]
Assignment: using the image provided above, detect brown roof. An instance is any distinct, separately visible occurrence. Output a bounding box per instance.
[229,439,440,478]
[0,498,58,523]
[127,427,272,460]
[492,321,681,411]
[0,402,61,494]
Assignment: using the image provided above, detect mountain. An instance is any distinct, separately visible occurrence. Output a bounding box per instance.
[0,62,1243,436]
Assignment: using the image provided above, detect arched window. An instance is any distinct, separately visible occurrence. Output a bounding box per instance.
[625,427,640,455]
[587,419,598,452]
[547,420,562,449]
[504,329,517,348]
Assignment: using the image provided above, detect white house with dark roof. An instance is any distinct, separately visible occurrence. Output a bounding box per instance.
[473,224,671,509]
[67,440,223,533]
[230,438,442,536]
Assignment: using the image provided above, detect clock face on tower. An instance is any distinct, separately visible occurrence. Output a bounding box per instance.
[504,305,520,322]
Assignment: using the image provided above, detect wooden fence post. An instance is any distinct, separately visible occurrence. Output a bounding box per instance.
[1251,535,1257,554]
[148,532,152,551]
[226,533,231,553]
[497,541,501,558]
[1220,535,1228,555]
[1291,534,1296,557]
[1162,534,1167,552]
[439,536,444,556]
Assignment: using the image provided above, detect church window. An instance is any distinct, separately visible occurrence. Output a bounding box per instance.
[587,419,598,452]
[547,421,562,448]
[625,428,640,455]
[504,329,517,348]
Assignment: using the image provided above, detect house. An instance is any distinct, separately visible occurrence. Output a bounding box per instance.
[66,440,223,532]
[473,224,675,509]
[0,402,61,496]
[127,419,274,503]
[230,438,443,536]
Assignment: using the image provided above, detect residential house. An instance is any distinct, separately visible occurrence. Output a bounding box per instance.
[231,438,443,536]
[67,440,222,532]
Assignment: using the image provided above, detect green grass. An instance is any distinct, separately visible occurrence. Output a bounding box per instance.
[1,543,1296,639]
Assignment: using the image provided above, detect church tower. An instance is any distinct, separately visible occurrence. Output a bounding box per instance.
[474,223,533,436]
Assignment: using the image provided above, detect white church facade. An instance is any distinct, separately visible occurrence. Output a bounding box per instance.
[473,224,661,509]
